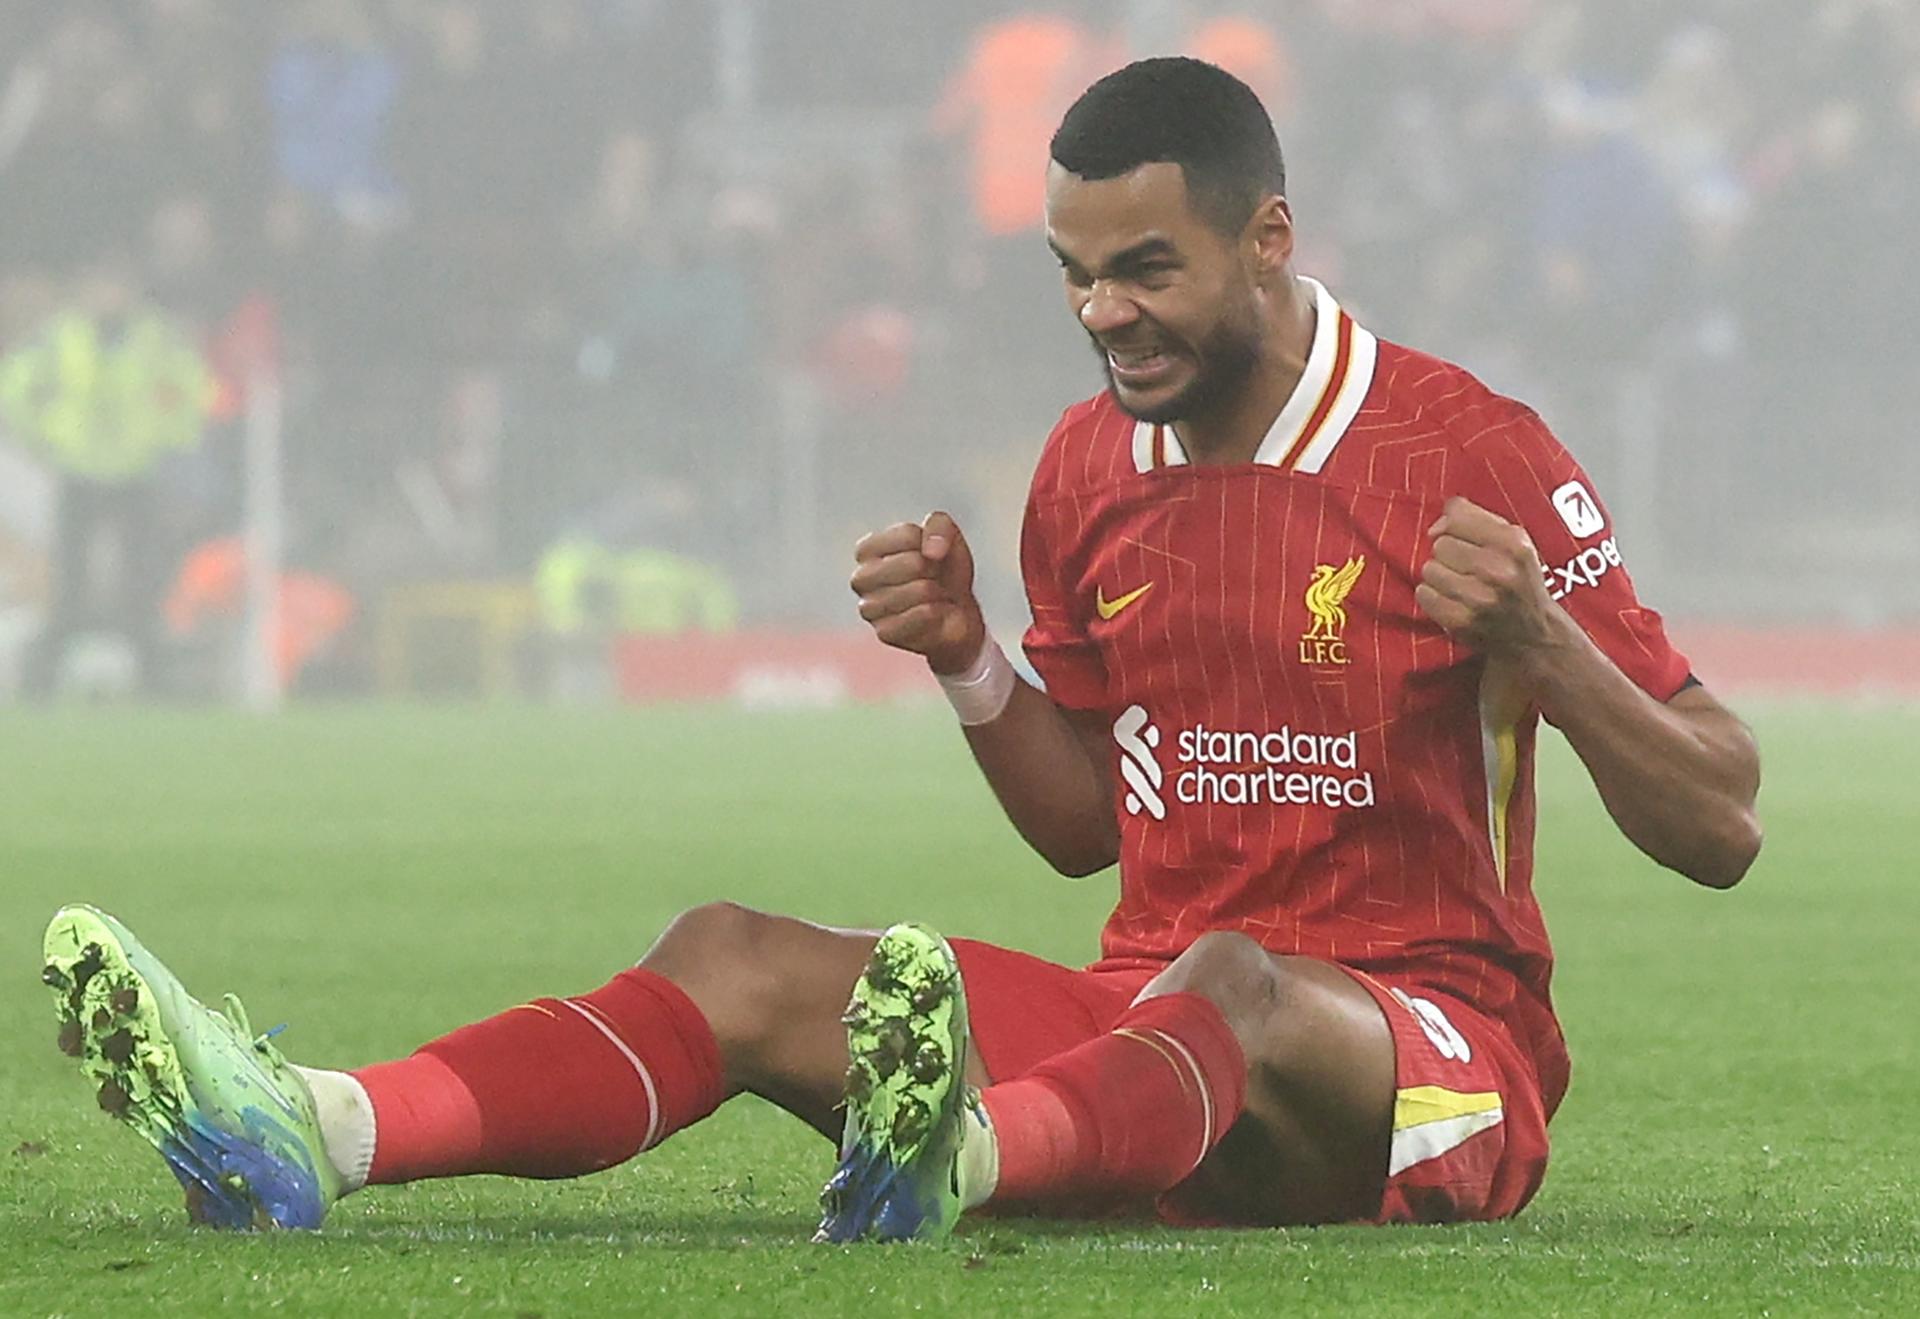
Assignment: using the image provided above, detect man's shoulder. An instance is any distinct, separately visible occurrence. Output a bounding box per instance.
[1365,340,1543,448]
[1030,391,1133,500]
[1337,339,1561,488]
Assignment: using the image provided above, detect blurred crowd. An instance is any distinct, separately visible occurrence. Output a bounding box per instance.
[1,0,1916,696]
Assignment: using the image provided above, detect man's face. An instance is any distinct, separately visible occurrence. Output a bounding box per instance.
[1045,161,1262,424]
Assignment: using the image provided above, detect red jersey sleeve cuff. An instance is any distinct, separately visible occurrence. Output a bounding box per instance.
[1021,631,1108,711]
[1613,606,1693,702]
[1553,604,1691,711]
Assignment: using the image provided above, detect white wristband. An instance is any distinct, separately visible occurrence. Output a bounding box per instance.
[937,632,1017,726]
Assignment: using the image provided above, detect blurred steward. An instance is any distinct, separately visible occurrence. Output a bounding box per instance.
[1185,15,1296,126]
[165,536,355,694]
[0,258,214,697]
[538,539,737,637]
[933,10,1108,240]
[934,9,1114,435]
[537,537,737,703]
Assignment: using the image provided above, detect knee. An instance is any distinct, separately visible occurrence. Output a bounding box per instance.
[642,902,785,1028]
[651,901,768,965]
[1142,931,1288,1033]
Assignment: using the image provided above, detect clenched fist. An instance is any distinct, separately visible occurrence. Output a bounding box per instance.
[1416,496,1561,657]
[850,511,987,675]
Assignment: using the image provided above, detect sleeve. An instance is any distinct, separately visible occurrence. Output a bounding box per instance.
[1459,406,1693,702]
[1018,480,1108,711]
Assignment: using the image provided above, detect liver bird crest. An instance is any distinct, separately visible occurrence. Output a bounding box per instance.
[1303,556,1366,639]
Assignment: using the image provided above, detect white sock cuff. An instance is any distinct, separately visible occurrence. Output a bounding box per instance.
[955,1095,999,1211]
[294,1065,376,1194]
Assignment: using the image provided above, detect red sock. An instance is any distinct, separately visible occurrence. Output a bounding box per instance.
[353,968,726,1184]
[981,992,1246,1204]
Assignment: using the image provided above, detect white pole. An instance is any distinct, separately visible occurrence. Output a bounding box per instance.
[241,371,283,712]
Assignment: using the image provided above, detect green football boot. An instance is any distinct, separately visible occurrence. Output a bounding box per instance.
[42,904,341,1229]
[815,923,980,1243]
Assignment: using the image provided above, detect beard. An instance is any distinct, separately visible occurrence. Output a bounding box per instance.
[1094,299,1264,425]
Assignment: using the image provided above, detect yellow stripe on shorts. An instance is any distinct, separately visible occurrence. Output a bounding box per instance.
[1389,1085,1505,1177]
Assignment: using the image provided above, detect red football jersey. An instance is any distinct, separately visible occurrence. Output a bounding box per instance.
[1019,278,1691,1112]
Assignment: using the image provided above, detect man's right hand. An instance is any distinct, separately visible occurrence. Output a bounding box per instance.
[851,511,986,675]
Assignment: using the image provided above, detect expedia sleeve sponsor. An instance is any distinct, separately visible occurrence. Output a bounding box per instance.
[1540,537,1623,602]
[1458,412,1693,702]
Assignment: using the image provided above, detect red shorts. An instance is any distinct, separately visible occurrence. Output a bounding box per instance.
[950,939,1551,1225]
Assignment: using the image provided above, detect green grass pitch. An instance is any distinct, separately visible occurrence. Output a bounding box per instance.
[2,703,1913,1315]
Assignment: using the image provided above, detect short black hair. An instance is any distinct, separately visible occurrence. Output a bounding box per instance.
[1050,57,1286,237]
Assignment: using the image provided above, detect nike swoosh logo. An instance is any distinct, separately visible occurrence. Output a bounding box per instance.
[1096,582,1154,621]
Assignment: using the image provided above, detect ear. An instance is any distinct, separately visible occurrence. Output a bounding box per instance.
[1246,195,1294,278]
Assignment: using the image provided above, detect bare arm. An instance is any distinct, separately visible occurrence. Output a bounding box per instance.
[852,513,1117,876]
[1514,613,1761,887]
[960,693,1117,876]
[1418,497,1762,889]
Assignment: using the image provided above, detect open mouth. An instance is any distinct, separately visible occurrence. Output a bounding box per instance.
[1106,345,1177,385]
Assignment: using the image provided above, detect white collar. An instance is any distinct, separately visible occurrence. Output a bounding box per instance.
[1131,276,1378,474]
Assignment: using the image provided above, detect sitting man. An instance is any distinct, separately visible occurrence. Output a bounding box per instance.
[44,57,1759,1238]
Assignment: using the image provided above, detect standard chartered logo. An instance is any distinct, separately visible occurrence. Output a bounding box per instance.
[1114,704,1377,818]
[1114,705,1167,821]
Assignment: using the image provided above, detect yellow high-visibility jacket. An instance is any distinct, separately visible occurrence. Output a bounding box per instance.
[0,309,214,481]
[538,540,738,637]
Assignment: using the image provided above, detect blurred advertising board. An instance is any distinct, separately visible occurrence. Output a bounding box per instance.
[613,631,936,707]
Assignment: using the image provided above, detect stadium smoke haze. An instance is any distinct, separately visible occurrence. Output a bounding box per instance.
[1,0,1913,706]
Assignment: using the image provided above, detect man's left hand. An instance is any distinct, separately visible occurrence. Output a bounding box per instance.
[1415,496,1562,658]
